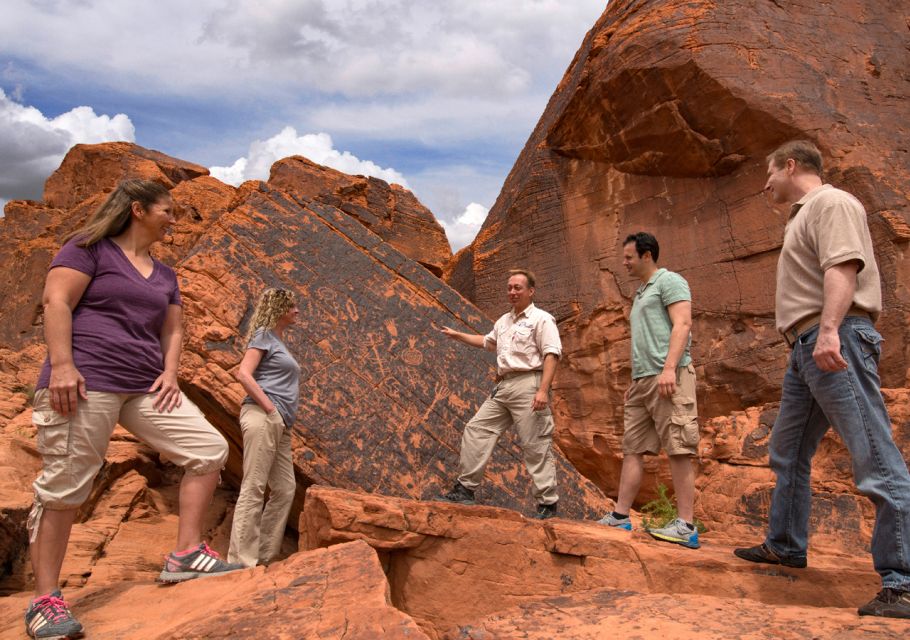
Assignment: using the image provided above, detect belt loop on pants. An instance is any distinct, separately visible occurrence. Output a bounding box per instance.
[782,306,874,348]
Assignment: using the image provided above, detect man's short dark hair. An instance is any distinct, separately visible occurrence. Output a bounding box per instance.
[508,268,536,288]
[767,140,823,176]
[624,232,659,262]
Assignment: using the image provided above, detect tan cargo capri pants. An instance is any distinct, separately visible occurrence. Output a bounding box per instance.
[623,363,700,457]
[28,389,228,542]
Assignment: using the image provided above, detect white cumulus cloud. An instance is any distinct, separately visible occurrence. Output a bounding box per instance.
[440,202,489,252]
[0,88,135,203]
[209,126,409,188]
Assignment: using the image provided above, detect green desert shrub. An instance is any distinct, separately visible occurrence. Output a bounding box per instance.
[640,483,707,533]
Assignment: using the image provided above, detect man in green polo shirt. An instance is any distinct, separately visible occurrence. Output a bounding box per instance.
[597,232,701,549]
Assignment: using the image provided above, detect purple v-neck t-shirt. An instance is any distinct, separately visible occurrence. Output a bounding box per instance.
[36,237,182,393]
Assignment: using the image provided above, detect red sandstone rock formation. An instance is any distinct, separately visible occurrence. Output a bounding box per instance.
[268,155,452,275]
[4,1,910,631]
[42,142,210,210]
[0,141,609,595]
[302,486,908,639]
[445,0,910,512]
[174,179,607,522]
[446,589,903,640]
[3,481,905,638]
[0,540,430,639]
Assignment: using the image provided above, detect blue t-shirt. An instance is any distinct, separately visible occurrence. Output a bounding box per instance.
[242,329,301,428]
[630,268,692,379]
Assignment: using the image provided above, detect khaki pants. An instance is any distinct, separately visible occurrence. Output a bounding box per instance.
[28,389,228,542]
[457,371,558,504]
[623,363,700,456]
[228,404,296,567]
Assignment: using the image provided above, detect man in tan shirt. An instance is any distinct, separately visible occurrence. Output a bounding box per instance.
[734,140,910,619]
[439,269,563,519]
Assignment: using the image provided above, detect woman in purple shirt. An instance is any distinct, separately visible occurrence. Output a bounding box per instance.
[25,180,240,640]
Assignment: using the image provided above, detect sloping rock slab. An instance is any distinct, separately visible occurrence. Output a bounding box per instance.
[175,183,609,521]
[0,540,429,639]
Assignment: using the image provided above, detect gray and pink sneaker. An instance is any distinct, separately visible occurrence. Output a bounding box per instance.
[157,542,243,583]
[24,590,83,639]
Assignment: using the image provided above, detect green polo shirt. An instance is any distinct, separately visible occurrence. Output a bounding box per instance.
[630,268,692,379]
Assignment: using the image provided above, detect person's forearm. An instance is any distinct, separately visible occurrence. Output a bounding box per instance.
[160,326,183,374]
[820,264,857,332]
[538,354,558,392]
[44,301,75,368]
[236,371,276,412]
[456,332,486,348]
[662,322,691,371]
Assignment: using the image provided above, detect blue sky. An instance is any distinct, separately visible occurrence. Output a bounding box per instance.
[0,1,606,250]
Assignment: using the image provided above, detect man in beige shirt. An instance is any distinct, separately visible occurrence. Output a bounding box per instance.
[439,269,563,519]
[734,140,910,619]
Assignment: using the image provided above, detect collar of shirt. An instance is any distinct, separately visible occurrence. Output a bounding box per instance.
[635,268,667,297]
[788,183,833,219]
[510,302,536,321]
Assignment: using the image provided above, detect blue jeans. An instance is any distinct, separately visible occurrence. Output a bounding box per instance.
[766,317,910,589]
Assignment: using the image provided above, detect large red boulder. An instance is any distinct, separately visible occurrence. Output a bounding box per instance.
[301,485,905,638]
[0,541,430,639]
[445,0,910,508]
[42,142,209,209]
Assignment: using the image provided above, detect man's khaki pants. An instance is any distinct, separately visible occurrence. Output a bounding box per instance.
[228,404,296,567]
[457,371,558,505]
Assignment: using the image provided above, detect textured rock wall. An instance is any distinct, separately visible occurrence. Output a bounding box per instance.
[445,0,910,513]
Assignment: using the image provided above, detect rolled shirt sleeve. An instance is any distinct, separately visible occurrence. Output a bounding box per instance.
[537,314,562,359]
[483,326,497,352]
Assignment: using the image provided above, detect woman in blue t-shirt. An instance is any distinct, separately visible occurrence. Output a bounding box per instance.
[228,288,301,567]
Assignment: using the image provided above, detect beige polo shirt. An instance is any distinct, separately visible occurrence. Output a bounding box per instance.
[775,184,881,333]
[483,303,562,375]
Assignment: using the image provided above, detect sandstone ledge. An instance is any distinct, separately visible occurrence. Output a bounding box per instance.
[301,486,893,637]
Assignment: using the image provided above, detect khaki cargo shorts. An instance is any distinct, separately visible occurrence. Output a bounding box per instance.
[28,389,228,542]
[622,363,700,457]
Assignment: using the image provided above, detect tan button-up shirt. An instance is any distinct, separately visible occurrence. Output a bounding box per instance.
[775,184,882,333]
[483,303,562,375]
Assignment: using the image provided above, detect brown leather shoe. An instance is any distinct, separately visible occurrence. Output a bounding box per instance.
[733,543,807,568]
[858,588,910,618]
